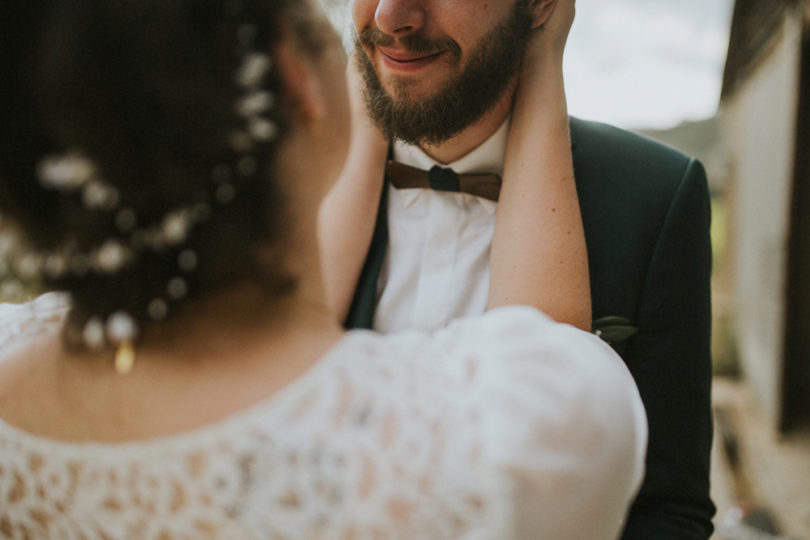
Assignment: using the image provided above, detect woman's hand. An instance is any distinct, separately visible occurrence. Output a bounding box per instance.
[346,55,389,159]
[318,59,388,323]
[527,0,576,66]
[489,0,590,330]
[514,0,574,128]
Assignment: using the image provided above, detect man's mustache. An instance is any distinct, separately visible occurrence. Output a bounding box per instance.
[356,28,462,63]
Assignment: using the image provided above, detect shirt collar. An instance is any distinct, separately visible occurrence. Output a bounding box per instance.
[390,118,510,212]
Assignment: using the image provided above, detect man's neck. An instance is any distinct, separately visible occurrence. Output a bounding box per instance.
[417,88,515,165]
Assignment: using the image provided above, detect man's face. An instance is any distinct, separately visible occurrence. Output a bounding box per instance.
[352,0,532,145]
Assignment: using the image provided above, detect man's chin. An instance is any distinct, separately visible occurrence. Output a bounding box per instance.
[377,73,446,104]
[386,85,437,105]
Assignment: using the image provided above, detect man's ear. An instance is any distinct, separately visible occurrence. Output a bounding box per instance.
[528,0,558,29]
[274,35,326,128]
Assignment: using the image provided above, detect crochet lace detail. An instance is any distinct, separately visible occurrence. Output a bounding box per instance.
[0,297,645,539]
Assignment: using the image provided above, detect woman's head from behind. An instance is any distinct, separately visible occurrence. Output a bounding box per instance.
[0,0,348,352]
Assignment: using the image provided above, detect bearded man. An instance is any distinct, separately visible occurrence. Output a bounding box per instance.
[341,0,716,537]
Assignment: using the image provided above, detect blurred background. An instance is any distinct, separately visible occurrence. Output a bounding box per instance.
[1,0,808,537]
[567,1,810,537]
[570,2,810,535]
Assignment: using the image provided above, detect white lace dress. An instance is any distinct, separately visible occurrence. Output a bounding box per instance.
[0,295,647,539]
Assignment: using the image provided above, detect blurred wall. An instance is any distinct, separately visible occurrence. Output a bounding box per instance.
[721,12,803,427]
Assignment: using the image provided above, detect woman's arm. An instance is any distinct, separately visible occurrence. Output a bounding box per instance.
[488,0,591,330]
[318,61,389,323]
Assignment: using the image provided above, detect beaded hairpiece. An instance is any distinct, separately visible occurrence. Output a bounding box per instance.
[10,4,277,373]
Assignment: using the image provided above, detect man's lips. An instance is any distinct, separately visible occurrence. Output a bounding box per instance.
[379,48,446,71]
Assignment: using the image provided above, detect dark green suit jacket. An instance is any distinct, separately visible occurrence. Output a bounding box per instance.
[345,117,715,539]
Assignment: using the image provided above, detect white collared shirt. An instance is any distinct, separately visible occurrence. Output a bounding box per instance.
[374,119,510,333]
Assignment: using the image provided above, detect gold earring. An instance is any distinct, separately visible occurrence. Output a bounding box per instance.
[115,340,135,374]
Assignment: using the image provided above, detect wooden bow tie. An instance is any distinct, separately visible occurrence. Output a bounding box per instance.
[386,161,502,202]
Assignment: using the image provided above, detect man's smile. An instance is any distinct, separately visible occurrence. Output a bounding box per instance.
[378,47,447,73]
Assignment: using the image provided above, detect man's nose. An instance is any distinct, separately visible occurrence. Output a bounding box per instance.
[374,0,426,36]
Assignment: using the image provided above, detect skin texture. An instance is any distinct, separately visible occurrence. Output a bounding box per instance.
[488,0,591,331]
[319,59,390,320]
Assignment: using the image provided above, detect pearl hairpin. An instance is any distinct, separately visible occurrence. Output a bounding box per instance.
[0,9,279,373]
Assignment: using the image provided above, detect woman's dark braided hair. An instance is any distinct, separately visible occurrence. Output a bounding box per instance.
[0,0,323,349]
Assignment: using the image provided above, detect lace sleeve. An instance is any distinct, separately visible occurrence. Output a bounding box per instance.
[0,302,645,540]
[437,306,648,540]
[0,293,69,358]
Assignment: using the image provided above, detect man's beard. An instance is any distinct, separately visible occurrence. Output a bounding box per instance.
[354,1,533,146]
